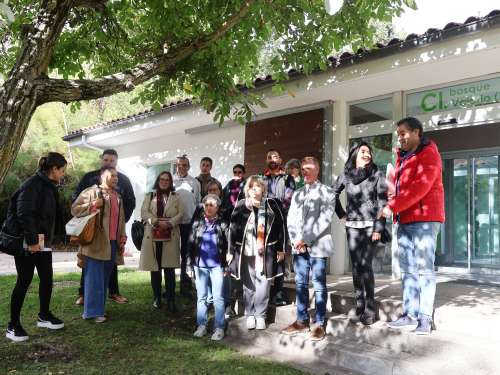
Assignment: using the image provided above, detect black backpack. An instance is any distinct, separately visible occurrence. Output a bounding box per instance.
[0,190,27,256]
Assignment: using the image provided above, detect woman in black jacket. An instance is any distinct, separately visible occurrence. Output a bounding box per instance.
[228,175,286,331]
[187,194,228,341]
[334,142,388,325]
[3,152,67,342]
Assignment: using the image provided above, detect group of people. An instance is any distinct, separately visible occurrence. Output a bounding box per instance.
[2,116,444,344]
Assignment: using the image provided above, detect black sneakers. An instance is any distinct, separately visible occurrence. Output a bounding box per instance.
[6,322,29,342]
[37,312,65,330]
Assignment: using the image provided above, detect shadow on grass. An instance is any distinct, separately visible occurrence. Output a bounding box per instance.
[0,271,306,375]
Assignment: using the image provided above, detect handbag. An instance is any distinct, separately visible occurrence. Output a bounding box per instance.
[68,189,104,246]
[0,230,26,257]
[380,226,392,244]
[152,219,172,242]
[131,220,145,250]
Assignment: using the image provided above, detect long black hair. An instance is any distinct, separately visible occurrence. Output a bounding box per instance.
[344,141,376,172]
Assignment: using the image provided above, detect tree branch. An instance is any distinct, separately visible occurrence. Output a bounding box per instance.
[37,0,256,104]
[73,0,107,11]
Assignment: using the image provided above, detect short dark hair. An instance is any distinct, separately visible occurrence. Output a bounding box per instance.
[102,149,118,158]
[301,156,320,168]
[200,157,213,167]
[233,164,246,173]
[177,155,190,167]
[153,171,174,192]
[397,117,423,137]
[38,152,67,172]
[267,148,281,157]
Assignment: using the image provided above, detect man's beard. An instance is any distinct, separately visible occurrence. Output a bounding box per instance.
[267,161,279,170]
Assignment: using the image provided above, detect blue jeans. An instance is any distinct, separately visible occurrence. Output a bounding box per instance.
[83,241,117,319]
[194,266,225,329]
[397,222,441,320]
[294,253,328,326]
[208,274,232,305]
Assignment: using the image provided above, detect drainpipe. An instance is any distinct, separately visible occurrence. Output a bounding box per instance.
[81,134,103,152]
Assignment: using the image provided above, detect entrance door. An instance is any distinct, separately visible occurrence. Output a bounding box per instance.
[442,152,500,269]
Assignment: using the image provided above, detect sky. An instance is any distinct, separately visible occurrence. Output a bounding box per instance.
[392,0,499,35]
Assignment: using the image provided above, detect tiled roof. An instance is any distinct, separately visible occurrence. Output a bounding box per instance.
[63,9,500,141]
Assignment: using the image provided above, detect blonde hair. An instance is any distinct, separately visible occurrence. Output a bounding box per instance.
[244,175,267,198]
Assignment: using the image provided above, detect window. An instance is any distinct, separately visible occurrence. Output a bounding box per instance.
[146,162,174,191]
[349,98,393,126]
[349,134,392,174]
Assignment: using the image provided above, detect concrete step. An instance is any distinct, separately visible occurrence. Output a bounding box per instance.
[226,316,500,375]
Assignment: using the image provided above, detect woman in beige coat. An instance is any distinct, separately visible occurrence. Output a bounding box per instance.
[139,171,183,312]
[71,167,126,323]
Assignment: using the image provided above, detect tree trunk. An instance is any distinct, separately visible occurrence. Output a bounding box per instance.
[0,84,39,185]
[0,0,73,185]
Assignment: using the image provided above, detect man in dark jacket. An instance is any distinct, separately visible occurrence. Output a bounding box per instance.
[381,117,444,335]
[73,149,136,305]
[262,149,295,306]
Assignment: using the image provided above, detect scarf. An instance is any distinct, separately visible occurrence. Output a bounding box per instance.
[156,191,170,217]
[245,198,267,273]
[347,164,376,185]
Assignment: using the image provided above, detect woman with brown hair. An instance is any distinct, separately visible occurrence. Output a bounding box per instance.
[139,171,184,312]
[3,152,67,341]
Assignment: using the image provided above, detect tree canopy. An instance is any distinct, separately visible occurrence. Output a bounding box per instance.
[0,0,415,184]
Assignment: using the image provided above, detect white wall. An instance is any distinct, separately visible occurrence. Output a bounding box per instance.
[72,26,500,273]
[116,124,245,222]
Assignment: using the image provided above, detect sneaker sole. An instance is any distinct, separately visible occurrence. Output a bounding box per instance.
[387,323,418,331]
[281,329,310,336]
[37,321,65,330]
[414,330,431,335]
[6,332,28,342]
[309,335,326,341]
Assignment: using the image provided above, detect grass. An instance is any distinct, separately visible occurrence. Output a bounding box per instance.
[0,269,305,375]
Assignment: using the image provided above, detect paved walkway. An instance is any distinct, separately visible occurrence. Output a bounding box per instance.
[227,273,500,375]
[0,251,140,276]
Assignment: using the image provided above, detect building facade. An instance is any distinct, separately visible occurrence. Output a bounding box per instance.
[65,11,500,276]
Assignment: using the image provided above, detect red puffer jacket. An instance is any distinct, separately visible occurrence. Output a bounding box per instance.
[388,139,445,224]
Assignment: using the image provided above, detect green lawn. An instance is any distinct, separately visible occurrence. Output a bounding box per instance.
[0,269,304,375]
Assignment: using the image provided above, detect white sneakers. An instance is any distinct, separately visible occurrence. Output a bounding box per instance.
[256,317,266,330]
[246,316,266,330]
[211,328,225,341]
[193,325,225,341]
[193,325,207,337]
[246,316,256,330]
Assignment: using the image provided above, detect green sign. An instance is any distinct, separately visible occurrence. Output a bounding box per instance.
[407,77,500,116]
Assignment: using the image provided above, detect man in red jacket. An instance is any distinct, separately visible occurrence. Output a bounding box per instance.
[381,117,444,335]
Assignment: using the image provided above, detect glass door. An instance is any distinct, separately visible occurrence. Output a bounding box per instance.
[442,152,500,269]
[472,156,500,267]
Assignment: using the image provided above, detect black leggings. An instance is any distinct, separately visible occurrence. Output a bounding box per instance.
[10,252,53,324]
[151,242,175,301]
[346,227,376,316]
